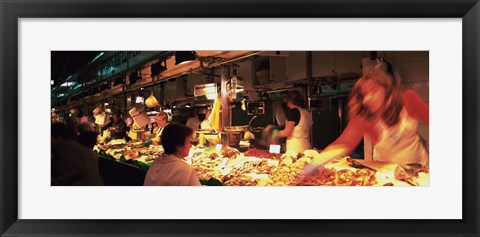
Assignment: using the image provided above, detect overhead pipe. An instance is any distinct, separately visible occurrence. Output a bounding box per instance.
[69,51,266,105]
[119,52,265,94]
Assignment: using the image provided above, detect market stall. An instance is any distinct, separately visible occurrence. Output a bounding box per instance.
[51,51,430,187]
[94,139,429,186]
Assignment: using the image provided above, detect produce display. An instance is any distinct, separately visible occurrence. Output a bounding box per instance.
[94,139,163,169]
[95,140,428,186]
[294,168,377,186]
[187,147,379,186]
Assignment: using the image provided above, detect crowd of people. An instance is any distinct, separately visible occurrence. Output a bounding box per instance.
[51,111,200,186]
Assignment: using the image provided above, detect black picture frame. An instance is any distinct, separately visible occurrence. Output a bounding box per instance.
[1,0,479,236]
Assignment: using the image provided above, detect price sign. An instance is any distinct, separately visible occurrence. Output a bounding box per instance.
[269,144,281,154]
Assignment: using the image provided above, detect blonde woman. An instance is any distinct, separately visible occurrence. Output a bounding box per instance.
[306,60,429,173]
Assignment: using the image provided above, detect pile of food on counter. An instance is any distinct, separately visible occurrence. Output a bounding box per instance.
[95,139,429,186]
[94,139,164,170]
[188,147,380,186]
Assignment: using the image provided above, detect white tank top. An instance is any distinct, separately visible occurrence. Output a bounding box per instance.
[368,109,428,166]
[286,107,313,153]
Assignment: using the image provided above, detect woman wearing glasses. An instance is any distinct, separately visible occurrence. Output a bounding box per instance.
[144,123,201,186]
[306,59,429,173]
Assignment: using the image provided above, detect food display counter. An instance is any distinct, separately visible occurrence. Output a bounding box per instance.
[95,139,429,186]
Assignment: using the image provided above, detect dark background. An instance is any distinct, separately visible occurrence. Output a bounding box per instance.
[51,51,102,86]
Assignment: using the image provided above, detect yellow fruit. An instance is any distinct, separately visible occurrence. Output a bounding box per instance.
[244,131,255,140]
[296,157,312,165]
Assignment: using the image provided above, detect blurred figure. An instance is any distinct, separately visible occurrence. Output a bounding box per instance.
[127,107,151,141]
[78,122,95,133]
[77,122,98,149]
[267,90,313,153]
[93,107,109,132]
[51,122,103,186]
[186,109,201,138]
[199,108,221,146]
[77,131,98,149]
[305,59,429,173]
[65,116,80,137]
[144,123,201,186]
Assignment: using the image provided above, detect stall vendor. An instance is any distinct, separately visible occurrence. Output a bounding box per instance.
[305,59,429,174]
[109,112,128,139]
[268,90,313,153]
[151,111,169,144]
[186,109,201,138]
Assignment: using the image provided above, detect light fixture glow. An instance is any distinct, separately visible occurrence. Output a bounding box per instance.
[136,96,144,104]
[206,93,217,100]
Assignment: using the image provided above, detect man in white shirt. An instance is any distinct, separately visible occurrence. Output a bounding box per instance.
[144,123,201,186]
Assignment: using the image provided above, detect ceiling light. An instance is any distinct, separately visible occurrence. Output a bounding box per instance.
[136,96,144,104]
[175,51,197,65]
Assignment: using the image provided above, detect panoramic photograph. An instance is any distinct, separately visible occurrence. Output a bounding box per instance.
[50,51,429,186]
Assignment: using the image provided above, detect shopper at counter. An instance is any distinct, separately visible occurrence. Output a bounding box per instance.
[144,123,201,186]
[305,59,429,173]
[51,122,104,186]
[78,122,95,133]
[65,116,80,137]
[268,90,313,153]
[77,122,98,149]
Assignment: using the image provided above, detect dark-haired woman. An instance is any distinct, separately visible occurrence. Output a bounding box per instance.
[306,60,429,173]
[144,123,201,186]
[269,90,313,153]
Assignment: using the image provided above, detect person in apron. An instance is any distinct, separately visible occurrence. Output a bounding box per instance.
[270,90,313,153]
[151,111,169,145]
[305,59,429,173]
